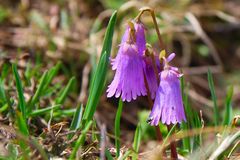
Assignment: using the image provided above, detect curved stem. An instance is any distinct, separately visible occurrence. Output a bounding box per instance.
[135,7,166,51]
[149,10,166,51]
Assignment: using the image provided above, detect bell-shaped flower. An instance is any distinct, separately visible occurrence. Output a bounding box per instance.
[106,21,147,102]
[148,53,186,125]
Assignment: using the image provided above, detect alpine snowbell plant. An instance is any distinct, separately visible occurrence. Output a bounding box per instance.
[107,8,186,159]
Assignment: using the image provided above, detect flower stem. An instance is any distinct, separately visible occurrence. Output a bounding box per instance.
[135,7,166,51]
[167,125,178,159]
[149,10,166,51]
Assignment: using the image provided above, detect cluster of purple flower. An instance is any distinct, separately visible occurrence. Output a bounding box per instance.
[106,21,186,126]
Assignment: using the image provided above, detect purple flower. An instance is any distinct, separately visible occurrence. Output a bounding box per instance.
[148,53,186,125]
[106,21,147,102]
[120,21,146,55]
[143,54,160,99]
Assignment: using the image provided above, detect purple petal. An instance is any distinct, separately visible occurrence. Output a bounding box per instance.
[166,53,176,62]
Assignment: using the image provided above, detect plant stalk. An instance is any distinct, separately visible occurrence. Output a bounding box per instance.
[167,125,178,159]
[135,7,166,51]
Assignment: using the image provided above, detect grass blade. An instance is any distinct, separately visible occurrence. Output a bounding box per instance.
[132,124,142,160]
[43,62,61,92]
[0,78,7,104]
[132,123,142,153]
[0,103,8,112]
[69,121,92,160]
[1,63,11,80]
[28,71,48,109]
[68,104,84,139]
[114,99,123,157]
[207,69,219,126]
[181,122,191,152]
[119,150,132,160]
[223,86,233,125]
[193,111,202,148]
[180,77,191,151]
[180,77,193,124]
[100,11,117,59]
[83,11,117,122]
[163,124,177,147]
[105,149,114,160]
[16,111,29,136]
[12,64,27,119]
[29,104,61,117]
[53,108,76,117]
[55,77,75,104]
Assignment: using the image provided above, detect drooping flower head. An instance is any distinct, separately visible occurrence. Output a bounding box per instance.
[106,21,147,102]
[148,53,186,125]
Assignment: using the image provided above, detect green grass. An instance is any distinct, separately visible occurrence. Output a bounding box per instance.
[12,64,27,120]
[223,86,233,125]
[82,10,117,123]
[28,71,48,108]
[68,104,84,139]
[29,104,61,117]
[114,99,123,157]
[180,76,191,152]
[132,123,142,153]
[208,69,219,126]
[69,121,93,160]
[55,76,76,105]
[0,61,79,159]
